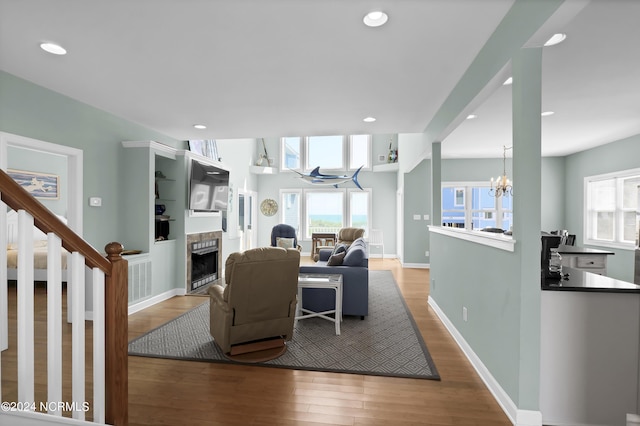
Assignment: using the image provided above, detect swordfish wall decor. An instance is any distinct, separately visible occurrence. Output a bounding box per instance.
[292,166,363,190]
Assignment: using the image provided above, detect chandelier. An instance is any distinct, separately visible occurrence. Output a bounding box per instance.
[489,145,513,197]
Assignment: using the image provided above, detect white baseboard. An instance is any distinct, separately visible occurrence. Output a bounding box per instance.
[428,296,541,426]
[128,288,185,315]
[402,262,429,269]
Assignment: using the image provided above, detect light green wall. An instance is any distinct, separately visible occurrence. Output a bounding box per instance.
[565,133,640,281]
[0,71,180,249]
[430,233,521,398]
[403,159,430,264]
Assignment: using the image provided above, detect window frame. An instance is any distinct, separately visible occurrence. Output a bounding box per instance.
[584,167,640,249]
[278,187,372,241]
[279,134,371,173]
[442,181,512,231]
[279,137,303,172]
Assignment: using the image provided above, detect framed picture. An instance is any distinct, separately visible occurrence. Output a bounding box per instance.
[8,168,60,199]
[188,140,219,161]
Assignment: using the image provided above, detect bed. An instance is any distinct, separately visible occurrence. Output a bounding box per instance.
[6,210,69,281]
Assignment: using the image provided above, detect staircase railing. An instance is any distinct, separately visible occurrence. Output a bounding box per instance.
[0,169,128,425]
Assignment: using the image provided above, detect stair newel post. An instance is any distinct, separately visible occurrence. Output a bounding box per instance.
[104,242,129,426]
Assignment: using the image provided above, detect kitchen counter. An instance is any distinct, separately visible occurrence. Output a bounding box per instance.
[556,244,615,255]
[542,267,640,293]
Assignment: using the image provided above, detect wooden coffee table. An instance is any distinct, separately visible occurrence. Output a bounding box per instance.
[296,273,343,335]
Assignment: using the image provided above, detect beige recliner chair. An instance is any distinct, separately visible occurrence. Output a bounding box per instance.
[337,227,365,246]
[209,247,301,354]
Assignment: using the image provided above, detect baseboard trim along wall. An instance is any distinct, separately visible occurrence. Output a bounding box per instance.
[403,262,429,269]
[428,296,542,426]
[128,288,186,316]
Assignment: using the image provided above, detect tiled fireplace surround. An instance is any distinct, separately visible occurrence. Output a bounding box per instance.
[186,230,223,295]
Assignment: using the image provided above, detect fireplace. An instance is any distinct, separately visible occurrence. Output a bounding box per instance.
[186,231,222,294]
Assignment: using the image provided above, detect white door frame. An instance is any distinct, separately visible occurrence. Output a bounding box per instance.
[0,131,84,349]
[237,189,257,251]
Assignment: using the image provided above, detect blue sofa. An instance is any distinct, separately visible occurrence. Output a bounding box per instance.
[298,237,368,318]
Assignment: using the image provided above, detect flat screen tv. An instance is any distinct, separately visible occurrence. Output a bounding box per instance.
[189,159,229,212]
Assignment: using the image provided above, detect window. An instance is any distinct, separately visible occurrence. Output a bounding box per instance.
[442,183,512,231]
[349,135,371,170]
[280,134,370,172]
[281,137,302,170]
[279,188,372,239]
[280,190,301,236]
[306,191,344,238]
[349,189,371,230]
[306,135,345,170]
[585,168,640,247]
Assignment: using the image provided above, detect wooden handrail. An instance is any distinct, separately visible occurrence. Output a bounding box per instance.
[0,170,111,274]
[1,169,128,425]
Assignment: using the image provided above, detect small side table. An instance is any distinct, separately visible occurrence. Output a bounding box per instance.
[311,232,336,261]
[296,273,343,335]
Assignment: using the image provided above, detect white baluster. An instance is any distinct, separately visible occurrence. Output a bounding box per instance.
[17,210,34,406]
[70,251,85,420]
[93,267,105,424]
[47,233,63,416]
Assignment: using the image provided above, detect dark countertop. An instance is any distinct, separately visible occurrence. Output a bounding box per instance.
[556,245,615,255]
[542,267,640,293]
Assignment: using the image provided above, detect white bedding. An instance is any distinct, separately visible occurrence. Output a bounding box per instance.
[5,210,69,280]
[6,241,68,270]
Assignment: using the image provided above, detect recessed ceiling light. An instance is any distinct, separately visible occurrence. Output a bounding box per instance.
[466,114,477,120]
[193,124,207,129]
[544,33,567,47]
[541,111,555,117]
[503,77,513,85]
[363,117,376,123]
[40,42,67,55]
[363,11,388,27]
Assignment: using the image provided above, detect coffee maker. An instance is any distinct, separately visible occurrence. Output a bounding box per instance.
[541,233,563,279]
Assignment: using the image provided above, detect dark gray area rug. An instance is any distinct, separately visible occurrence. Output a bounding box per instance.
[128,270,440,380]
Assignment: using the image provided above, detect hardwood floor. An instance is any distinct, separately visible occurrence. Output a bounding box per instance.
[127,259,511,426]
[2,259,511,425]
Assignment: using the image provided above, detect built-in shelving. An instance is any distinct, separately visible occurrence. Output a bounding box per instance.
[373,163,399,172]
[250,165,278,174]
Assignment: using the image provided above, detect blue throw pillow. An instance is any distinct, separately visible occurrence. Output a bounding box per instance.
[332,244,347,256]
[343,245,364,266]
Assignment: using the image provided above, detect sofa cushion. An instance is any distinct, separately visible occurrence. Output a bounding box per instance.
[332,244,347,256]
[343,240,365,266]
[327,251,346,266]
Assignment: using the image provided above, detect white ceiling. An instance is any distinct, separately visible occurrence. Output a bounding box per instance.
[0,1,638,159]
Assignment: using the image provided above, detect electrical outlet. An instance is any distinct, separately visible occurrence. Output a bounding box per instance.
[378,154,386,162]
[463,307,468,322]
[413,214,421,220]
[423,214,430,221]
[89,197,102,207]
[425,250,429,257]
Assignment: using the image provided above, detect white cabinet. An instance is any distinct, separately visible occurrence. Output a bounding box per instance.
[558,246,613,275]
[541,289,640,425]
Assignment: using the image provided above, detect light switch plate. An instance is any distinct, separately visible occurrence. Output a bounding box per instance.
[89,197,102,207]
[413,214,421,220]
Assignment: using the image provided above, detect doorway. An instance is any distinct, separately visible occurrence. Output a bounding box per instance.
[237,190,257,251]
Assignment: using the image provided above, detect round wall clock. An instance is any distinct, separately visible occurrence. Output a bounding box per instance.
[260,198,278,216]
